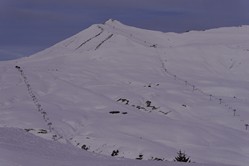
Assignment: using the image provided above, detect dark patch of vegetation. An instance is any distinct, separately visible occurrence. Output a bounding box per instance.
[109,111,120,114]
[81,144,89,151]
[146,101,151,107]
[150,44,157,48]
[136,106,146,110]
[24,128,34,132]
[111,150,119,156]
[37,129,47,134]
[117,98,129,105]
[151,106,157,110]
[145,100,158,110]
[136,154,143,160]
[145,83,159,88]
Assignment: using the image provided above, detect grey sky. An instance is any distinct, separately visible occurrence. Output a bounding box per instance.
[1,0,249,60]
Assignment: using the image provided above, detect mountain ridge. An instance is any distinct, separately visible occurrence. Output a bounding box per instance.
[0,20,249,166]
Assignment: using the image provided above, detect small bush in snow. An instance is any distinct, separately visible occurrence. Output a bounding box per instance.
[146,101,151,107]
[111,150,119,156]
[81,144,89,151]
[136,154,143,160]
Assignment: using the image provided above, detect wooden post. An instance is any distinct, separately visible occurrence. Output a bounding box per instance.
[233,109,236,116]
[245,124,249,130]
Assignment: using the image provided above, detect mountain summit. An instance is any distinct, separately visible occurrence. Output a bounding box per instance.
[1,20,249,166]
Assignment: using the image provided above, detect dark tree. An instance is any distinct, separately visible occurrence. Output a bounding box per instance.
[174,150,191,162]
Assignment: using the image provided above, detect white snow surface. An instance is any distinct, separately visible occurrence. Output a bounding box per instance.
[0,127,229,166]
[0,19,248,166]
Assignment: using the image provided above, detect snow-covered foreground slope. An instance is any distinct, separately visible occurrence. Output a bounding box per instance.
[1,127,231,166]
[0,19,249,166]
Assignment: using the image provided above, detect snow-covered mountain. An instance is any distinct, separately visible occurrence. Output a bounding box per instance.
[0,19,249,166]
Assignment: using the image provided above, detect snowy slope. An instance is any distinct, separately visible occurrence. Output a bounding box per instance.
[0,19,249,166]
[1,127,231,166]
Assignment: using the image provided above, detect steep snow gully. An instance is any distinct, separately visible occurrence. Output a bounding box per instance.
[76,26,104,50]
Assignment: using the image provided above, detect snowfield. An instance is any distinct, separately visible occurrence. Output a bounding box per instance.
[0,19,248,166]
[0,127,230,166]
